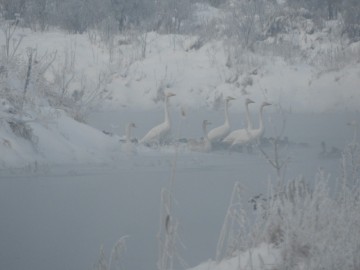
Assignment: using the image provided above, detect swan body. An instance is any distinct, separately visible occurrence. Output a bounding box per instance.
[207,96,235,143]
[188,120,212,152]
[222,98,255,145]
[122,122,137,154]
[139,92,176,145]
[231,101,271,148]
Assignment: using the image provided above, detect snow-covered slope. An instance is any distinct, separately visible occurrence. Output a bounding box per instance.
[0,106,121,168]
[99,32,360,113]
[0,25,359,168]
[10,29,360,113]
[189,244,280,270]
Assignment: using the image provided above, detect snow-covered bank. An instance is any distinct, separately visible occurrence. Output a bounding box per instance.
[0,27,358,167]
[104,34,360,113]
[94,32,359,113]
[7,29,360,114]
[189,243,280,270]
[0,107,121,168]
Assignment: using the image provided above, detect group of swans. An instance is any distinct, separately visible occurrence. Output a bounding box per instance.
[121,91,271,153]
[201,96,271,152]
[225,99,271,151]
[222,98,255,145]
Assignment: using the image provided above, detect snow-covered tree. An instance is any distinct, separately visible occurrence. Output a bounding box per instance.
[342,0,360,41]
[155,0,193,33]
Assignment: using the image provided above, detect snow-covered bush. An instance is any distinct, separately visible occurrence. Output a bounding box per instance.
[309,37,360,71]
[213,136,360,270]
[94,236,128,270]
[223,41,265,84]
[216,182,249,262]
[7,119,37,145]
[67,72,111,122]
[0,25,111,130]
[154,0,194,34]
[0,46,55,114]
[249,143,360,269]
[341,0,360,42]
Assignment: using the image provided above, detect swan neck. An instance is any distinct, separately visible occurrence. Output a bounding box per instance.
[224,100,230,125]
[245,103,253,129]
[203,124,209,140]
[203,125,207,137]
[164,96,170,123]
[258,106,265,131]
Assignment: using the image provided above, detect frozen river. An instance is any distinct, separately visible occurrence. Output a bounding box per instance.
[0,109,358,270]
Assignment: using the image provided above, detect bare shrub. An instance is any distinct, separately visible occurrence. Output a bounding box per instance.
[69,72,111,122]
[251,150,360,269]
[0,14,23,63]
[7,119,37,145]
[311,43,360,72]
[49,44,76,106]
[224,42,265,83]
[94,236,128,270]
[216,182,248,262]
[45,44,110,122]
[217,118,360,269]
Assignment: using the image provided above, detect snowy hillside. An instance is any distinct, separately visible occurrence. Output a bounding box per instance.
[0,22,359,168]
[189,244,280,270]
[14,28,360,113]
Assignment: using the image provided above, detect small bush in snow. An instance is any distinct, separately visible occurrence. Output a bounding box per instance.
[250,148,360,270]
[7,119,37,144]
[214,135,360,269]
[94,236,128,270]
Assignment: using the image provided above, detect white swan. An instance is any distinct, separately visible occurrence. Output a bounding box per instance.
[139,92,176,146]
[222,98,255,145]
[231,101,271,148]
[122,122,136,154]
[246,101,272,142]
[188,120,212,152]
[207,96,235,143]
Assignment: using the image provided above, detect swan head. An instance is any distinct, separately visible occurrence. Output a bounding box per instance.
[165,92,176,98]
[261,101,272,107]
[225,96,236,102]
[128,122,136,128]
[245,98,255,105]
[202,120,212,128]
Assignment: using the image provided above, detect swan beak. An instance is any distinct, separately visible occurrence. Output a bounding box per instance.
[246,98,255,104]
[203,120,211,126]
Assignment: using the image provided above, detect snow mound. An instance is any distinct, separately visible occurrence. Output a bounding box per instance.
[189,243,280,270]
[0,107,122,168]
